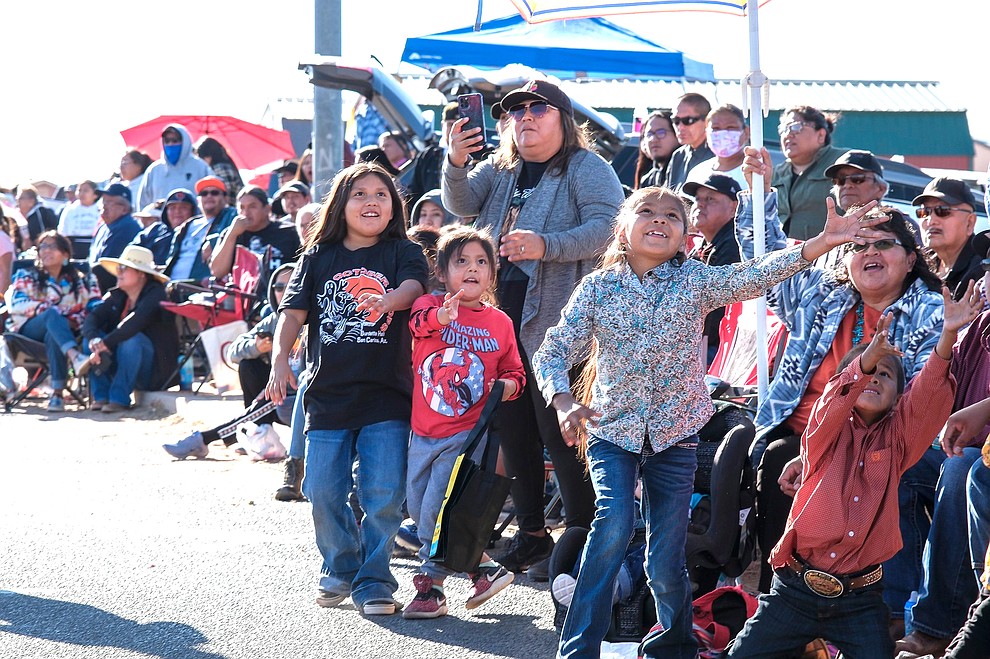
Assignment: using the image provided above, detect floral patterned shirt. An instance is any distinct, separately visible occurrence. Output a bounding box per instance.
[533,248,810,454]
[4,266,101,333]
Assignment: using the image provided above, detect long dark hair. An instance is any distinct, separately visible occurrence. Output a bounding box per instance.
[124,148,154,174]
[293,148,312,186]
[33,231,85,298]
[435,226,499,306]
[634,110,673,190]
[834,206,941,292]
[305,163,407,249]
[195,137,238,167]
[492,110,592,175]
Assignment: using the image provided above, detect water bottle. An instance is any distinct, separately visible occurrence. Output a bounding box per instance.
[178,357,194,391]
[904,590,919,636]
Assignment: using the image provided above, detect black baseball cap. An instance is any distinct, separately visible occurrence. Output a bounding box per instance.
[96,182,133,204]
[500,80,574,118]
[682,173,742,201]
[911,176,977,208]
[824,150,884,179]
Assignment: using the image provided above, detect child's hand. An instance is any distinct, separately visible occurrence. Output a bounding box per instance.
[488,378,517,401]
[861,312,903,374]
[942,281,982,334]
[438,289,464,325]
[356,292,392,315]
[265,358,297,406]
[551,392,601,447]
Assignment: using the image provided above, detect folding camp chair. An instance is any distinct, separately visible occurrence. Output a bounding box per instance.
[160,245,265,393]
[2,333,89,413]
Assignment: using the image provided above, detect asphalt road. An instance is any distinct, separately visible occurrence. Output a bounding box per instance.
[0,402,560,659]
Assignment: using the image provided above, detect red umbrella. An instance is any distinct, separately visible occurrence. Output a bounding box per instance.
[120,115,296,171]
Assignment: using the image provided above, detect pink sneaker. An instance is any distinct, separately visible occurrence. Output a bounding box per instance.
[402,574,447,619]
[466,563,514,610]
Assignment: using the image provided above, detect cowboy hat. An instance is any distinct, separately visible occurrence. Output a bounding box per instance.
[99,245,169,283]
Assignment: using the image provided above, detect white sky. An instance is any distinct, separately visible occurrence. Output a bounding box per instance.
[3,0,987,186]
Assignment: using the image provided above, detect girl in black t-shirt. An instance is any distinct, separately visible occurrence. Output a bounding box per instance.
[267,163,428,616]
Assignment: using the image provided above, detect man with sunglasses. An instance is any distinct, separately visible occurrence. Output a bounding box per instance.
[913,177,981,301]
[162,176,237,284]
[824,150,889,214]
[663,93,714,192]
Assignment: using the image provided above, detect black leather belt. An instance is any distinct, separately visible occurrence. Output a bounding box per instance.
[784,554,882,598]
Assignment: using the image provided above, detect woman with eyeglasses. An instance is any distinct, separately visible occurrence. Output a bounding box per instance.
[4,231,101,412]
[443,79,624,576]
[634,110,679,189]
[773,106,846,240]
[739,146,944,599]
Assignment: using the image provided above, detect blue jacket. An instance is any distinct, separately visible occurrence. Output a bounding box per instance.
[736,190,944,464]
[132,221,175,265]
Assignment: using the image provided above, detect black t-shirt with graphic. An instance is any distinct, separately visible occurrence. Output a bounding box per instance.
[498,159,549,333]
[232,219,302,271]
[280,238,428,430]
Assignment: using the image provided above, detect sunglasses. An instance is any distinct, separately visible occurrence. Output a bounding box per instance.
[198,189,223,197]
[671,115,703,127]
[915,205,973,219]
[778,120,813,136]
[832,173,876,187]
[38,242,61,251]
[848,238,903,254]
[645,129,669,139]
[507,101,554,121]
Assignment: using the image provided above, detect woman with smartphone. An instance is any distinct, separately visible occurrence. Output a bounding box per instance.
[442,80,624,577]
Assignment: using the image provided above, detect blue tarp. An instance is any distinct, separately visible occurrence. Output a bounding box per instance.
[401,14,715,82]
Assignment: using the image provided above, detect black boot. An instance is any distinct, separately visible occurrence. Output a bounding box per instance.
[275,457,306,501]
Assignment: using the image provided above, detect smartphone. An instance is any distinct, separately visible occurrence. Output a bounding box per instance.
[457,93,486,145]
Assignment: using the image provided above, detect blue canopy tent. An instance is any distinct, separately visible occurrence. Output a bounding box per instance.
[401,14,715,82]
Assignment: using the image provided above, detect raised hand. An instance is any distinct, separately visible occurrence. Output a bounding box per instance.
[447,117,485,169]
[438,289,465,324]
[861,312,903,374]
[741,146,772,194]
[820,197,886,249]
[942,281,982,333]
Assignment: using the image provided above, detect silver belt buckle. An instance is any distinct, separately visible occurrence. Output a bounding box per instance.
[803,569,844,598]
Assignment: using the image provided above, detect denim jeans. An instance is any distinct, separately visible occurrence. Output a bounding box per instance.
[887,447,981,638]
[287,371,310,460]
[19,308,77,390]
[303,419,408,608]
[559,436,697,659]
[728,569,893,658]
[968,460,990,580]
[88,333,154,406]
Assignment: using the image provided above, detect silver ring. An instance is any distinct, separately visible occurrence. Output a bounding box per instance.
[520,245,525,254]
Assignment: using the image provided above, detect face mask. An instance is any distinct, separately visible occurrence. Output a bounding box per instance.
[707,130,744,159]
[163,143,182,165]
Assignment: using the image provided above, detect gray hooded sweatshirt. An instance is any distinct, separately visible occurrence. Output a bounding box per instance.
[137,123,213,208]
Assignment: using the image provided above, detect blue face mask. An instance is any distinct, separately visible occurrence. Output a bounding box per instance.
[163,143,182,165]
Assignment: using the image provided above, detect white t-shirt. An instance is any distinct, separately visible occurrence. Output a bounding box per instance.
[684,159,748,191]
[57,201,102,237]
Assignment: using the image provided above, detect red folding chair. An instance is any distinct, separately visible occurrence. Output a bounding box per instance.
[161,245,265,392]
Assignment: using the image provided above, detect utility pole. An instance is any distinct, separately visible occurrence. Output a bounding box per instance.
[313,0,342,202]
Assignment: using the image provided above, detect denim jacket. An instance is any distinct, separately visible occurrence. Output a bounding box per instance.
[533,247,809,454]
[735,190,944,464]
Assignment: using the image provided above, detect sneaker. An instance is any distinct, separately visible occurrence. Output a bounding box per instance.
[101,402,129,413]
[465,563,514,610]
[316,589,348,608]
[89,400,107,412]
[493,529,555,573]
[359,598,397,616]
[47,394,65,413]
[163,431,209,460]
[551,573,576,608]
[402,574,448,619]
[275,457,306,501]
[395,520,422,553]
[70,352,90,377]
[526,556,551,582]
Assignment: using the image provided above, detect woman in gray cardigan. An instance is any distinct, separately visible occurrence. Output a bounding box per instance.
[442,80,625,574]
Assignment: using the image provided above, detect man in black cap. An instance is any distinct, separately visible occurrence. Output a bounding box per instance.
[823,149,888,212]
[272,181,311,223]
[914,176,981,300]
[89,183,143,291]
[684,173,743,363]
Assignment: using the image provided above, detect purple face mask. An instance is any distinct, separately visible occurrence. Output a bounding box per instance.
[707,129,744,159]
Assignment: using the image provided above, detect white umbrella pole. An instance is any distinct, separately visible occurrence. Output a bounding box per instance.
[747,1,769,404]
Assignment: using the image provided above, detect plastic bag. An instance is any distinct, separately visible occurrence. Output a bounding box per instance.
[236,422,286,461]
[0,335,15,394]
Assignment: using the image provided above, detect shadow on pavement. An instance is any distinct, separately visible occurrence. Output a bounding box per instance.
[0,591,226,659]
[367,612,557,657]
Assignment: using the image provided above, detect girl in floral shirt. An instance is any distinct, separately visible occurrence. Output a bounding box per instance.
[532,186,885,659]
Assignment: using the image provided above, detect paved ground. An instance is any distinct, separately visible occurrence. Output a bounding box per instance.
[0,397,561,659]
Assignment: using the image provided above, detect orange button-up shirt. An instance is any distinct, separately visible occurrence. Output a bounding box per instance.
[771,352,955,575]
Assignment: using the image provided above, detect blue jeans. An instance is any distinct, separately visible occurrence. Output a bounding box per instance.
[728,569,893,658]
[303,419,408,608]
[19,308,78,390]
[968,460,990,580]
[287,371,310,459]
[887,448,981,638]
[559,436,698,659]
[88,333,154,406]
